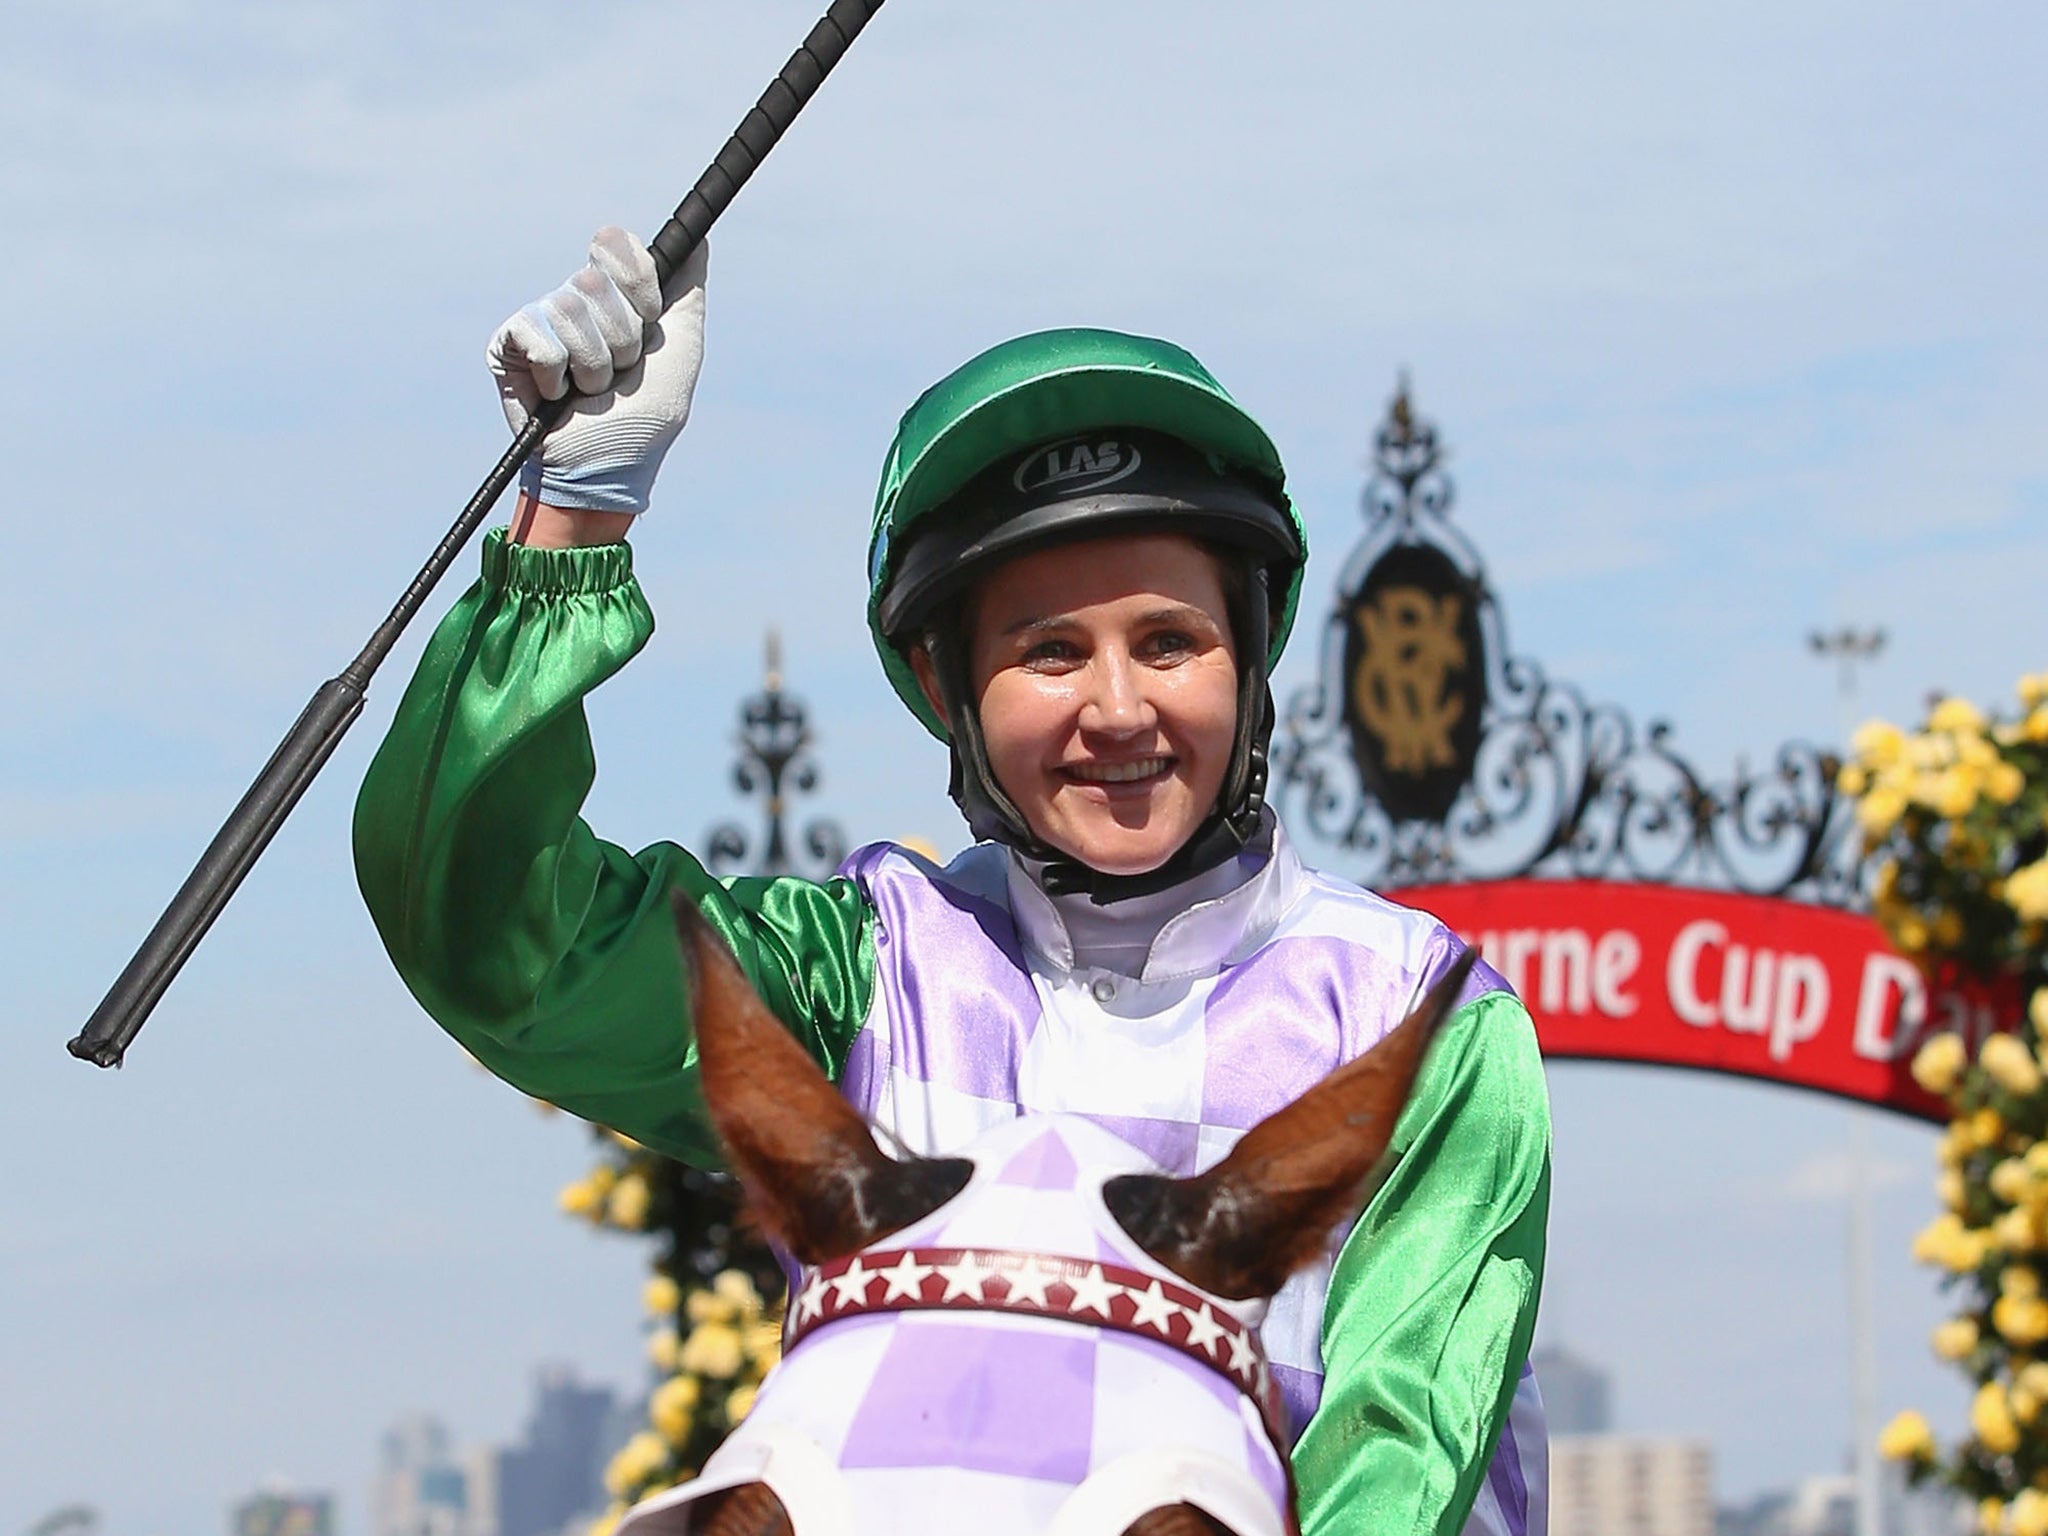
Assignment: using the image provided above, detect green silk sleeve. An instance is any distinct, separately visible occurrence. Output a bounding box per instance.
[352,531,876,1167]
[1293,990,1551,1536]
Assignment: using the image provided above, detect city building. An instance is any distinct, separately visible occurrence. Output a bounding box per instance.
[1552,1435,1716,1536]
[460,1444,503,1536]
[373,1414,468,1536]
[477,1366,621,1536]
[365,1366,629,1536]
[229,1486,336,1536]
[1716,1467,1968,1536]
[1532,1341,1616,1436]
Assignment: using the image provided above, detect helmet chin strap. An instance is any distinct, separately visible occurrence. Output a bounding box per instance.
[923,571,1276,906]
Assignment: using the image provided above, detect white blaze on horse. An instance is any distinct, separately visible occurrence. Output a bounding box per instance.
[619,904,1472,1536]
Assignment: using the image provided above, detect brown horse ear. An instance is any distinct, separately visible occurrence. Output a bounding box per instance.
[677,897,971,1264]
[1104,951,1476,1299]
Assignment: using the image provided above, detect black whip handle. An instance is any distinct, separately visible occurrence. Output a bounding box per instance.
[68,0,888,1069]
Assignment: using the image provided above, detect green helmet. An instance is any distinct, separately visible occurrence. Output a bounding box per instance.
[866,326,1308,897]
[868,327,1307,739]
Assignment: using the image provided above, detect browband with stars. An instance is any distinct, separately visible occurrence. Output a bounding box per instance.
[787,1245,1290,1450]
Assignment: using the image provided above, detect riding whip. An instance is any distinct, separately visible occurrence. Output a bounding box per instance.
[68,0,889,1069]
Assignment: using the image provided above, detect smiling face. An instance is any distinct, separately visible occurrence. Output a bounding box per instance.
[919,533,1240,876]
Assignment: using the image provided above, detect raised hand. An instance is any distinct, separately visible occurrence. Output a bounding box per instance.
[488,226,709,521]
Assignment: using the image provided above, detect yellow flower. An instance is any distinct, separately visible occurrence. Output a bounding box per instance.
[643,1273,682,1318]
[1977,1381,2023,1454]
[646,1328,679,1372]
[1908,1220,1990,1269]
[1934,908,1966,947]
[1878,1408,1937,1461]
[650,1373,701,1443]
[1933,1315,1982,1360]
[2008,1267,2043,1301]
[1956,1224,1997,1271]
[607,1173,652,1230]
[1857,785,1909,838]
[1897,914,1931,953]
[687,1289,740,1326]
[714,1270,765,1315]
[1985,1034,2045,1098]
[604,1430,670,1498]
[2034,988,2048,1037]
[1838,762,1870,796]
[2008,861,2048,924]
[680,1322,745,1380]
[558,1179,605,1220]
[1982,1498,2007,1535]
[1913,1034,1969,1097]
[1996,1295,2048,1346]
[1988,762,2027,804]
[1947,1166,1976,1210]
[2018,1379,2048,1426]
[1855,720,1907,766]
[2027,706,2048,744]
[1944,1124,1976,1170]
[2007,1384,2039,1433]
[1933,765,1981,819]
[2013,1490,2048,1536]
[1932,697,1990,736]
[744,1319,785,1368]
[1916,1214,1964,1264]
[1997,1205,2039,1252]
[726,1383,759,1424]
[1972,1107,2009,1151]
[1998,1161,2040,1206]
[2024,673,2048,709]
[585,1514,620,1536]
[2019,1362,2048,1401]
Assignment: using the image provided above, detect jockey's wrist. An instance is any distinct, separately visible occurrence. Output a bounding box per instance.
[509,493,634,549]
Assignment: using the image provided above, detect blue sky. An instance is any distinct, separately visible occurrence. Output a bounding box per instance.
[5,1,2046,1530]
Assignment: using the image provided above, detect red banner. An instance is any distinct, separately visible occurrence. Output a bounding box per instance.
[1402,880,2022,1123]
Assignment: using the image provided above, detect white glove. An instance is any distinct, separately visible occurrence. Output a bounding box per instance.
[487,226,707,515]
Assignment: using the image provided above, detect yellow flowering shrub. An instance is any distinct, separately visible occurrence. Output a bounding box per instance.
[1853,674,2048,1512]
[556,1127,788,1531]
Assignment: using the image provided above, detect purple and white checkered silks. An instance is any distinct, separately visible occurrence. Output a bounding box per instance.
[619,1115,1297,1536]
[835,815,1544,1536]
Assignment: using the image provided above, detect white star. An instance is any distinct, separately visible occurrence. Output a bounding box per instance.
[1226,1328,1259,1376]
[828,1257,875,1309]
[876,1250,936,1301]
[1002,1258,1054,1307]
[1066,1264,1119,1318]
[1181,1303,1227,1356]
[1128,1280,1180,1333]
[794,1273,828,1327]
[937,1253,988,1301]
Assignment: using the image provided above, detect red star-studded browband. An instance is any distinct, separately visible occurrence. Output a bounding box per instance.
[787,1246,1289,1445]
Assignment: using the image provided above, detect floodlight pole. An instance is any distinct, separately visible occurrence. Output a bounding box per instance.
[1810,624,1888,1536]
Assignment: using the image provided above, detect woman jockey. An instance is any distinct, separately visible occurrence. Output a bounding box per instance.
[353,229,1551,1536]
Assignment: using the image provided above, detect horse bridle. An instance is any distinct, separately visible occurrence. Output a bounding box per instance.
[788,1245,1291,1452]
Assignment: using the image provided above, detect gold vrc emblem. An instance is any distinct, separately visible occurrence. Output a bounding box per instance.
[1341,544,1486,823]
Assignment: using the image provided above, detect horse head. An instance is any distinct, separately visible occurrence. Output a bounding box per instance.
[618,901,1471,1536]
